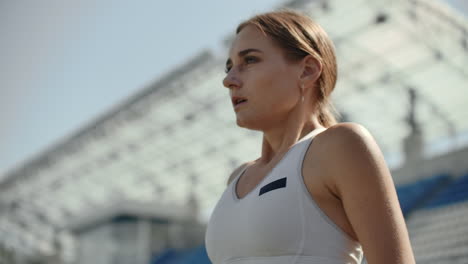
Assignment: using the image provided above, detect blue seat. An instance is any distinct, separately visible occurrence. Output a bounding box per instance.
[151,248,186,264]
[151,244,211,264]
[396,173,451,216]
[424,172,468,209]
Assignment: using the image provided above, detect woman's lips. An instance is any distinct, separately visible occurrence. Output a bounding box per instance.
[234,100,247,110]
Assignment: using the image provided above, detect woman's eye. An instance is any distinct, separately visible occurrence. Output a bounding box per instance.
[224,57,257,73]
[245,56,257,63]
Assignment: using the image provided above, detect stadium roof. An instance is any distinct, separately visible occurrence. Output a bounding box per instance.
[0,0,467,259]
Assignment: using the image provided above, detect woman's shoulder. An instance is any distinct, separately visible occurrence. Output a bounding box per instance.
[314,122,374,150]
[313,125,415,263]
[314,122,383,176]
[321,122,371,139]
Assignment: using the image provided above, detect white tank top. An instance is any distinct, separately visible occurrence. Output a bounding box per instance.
[205,128,363,264]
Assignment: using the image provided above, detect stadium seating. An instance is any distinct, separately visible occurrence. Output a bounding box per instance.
[395,173,451,217]
[423,172,468,209]
[404,171,468,263]
[406,200,468,263]
[151,244,210,264]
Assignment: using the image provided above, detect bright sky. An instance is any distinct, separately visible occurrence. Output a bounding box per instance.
[0,0,466,178]
[0,0,284,177]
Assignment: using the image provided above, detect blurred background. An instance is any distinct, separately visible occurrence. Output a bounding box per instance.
[1,0,467,263]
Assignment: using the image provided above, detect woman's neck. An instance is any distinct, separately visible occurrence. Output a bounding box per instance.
[258,116,323,166]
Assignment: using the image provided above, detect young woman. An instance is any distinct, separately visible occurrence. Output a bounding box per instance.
[205,10,415,264]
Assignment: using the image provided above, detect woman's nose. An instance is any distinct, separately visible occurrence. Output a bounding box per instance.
[223,70,241,89]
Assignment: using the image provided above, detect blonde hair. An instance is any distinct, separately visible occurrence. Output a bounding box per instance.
[236,10,341,127]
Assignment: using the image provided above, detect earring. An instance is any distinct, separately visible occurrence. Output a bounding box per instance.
[301,84,305,103]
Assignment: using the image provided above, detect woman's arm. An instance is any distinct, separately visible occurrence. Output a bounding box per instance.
[321,123,416,264]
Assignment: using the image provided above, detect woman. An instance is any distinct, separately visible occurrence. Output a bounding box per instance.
[205,10,415,264]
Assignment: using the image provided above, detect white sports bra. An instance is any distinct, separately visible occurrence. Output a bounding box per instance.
[205,128,363,264]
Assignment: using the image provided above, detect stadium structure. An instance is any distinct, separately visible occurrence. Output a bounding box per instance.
[1,0,467,263]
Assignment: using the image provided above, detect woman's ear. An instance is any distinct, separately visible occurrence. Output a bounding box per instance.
[300,55,322,87]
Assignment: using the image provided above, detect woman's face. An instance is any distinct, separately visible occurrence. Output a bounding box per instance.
[223,25,303,131]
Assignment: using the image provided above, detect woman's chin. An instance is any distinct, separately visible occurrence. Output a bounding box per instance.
[235,116,252,128]
[235,117,246,127]
[235,117,262,131]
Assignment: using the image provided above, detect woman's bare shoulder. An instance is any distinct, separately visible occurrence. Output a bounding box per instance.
[314,122,386,185]
[317,122,372,143]
[316,123,416,263]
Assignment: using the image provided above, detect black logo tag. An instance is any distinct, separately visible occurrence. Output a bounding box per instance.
[259,177,287,196]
